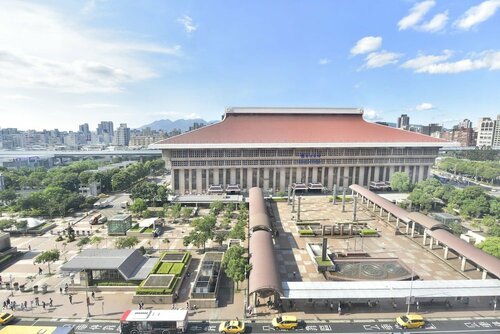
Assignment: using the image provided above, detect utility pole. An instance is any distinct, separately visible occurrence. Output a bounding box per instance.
[84,268,91,318]
[341,188,346,212]
[332,184,337,205]
[297,197,302,222]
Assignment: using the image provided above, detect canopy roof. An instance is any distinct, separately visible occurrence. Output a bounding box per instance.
[283,280,500,300]
[429,229,500,278]
[151,108,448,149]
[249,230,283,296]
[350,184,411,223]
[249,187,272,232]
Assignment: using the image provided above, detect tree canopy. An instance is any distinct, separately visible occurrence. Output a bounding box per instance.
[183,215,217,252]
[477,237,500,258]
[115,236,140,249]
[390,172,412,192]
[34,249,60,274]
[222,245,251,289]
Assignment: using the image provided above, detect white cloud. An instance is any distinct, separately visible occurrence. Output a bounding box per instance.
[0,94,32,100]
[362,51,402,69]
[415,102,435,110]
[0,2,180,93]
[75,103,120,108]
[318,58,331,65]
[420,11,448,32]
[178,15,197,33]
[350,36,382,55]
[363,108,382,121]
[402,50,500,74]
[455,0,500,30]
[398,0,435,30]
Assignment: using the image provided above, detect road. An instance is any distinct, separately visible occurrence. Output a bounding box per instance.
[13,317,500,334]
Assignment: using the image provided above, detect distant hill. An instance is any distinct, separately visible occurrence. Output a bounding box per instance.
[138,118,210,132]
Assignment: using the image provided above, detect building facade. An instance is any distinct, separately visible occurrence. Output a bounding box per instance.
[152,108,449,195]
[477,117,495,147]
[397,114,410,129]
[492,115,500,149]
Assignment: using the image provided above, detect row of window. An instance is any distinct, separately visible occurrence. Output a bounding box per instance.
[170,147,439,158]
[171,157,436,167]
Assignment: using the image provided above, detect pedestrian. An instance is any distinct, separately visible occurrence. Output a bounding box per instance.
[49,298,53,307]
[35,297,39,306]
[91,291,95,300]
[24,301,27,309]
[69,295,73,304]
[6,298,10,305]
[292,271,296,279]
[101,301,104,314]
[2,301,6,310]
[59,287,63,294]
[30,300,33,308]
[416,301,420,311]
[64,286,68,295]
[42,301,46,310]
[28,245,31,251]
[186,301,189,310]
[38,267,42,275]
[141,302,144,310]
[138,302,142,310]
[12,301,16,310]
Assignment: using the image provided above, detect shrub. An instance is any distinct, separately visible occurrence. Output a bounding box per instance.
[360,229,378,236]
[168,263,185,276]
[156,262,174,274]
[298,229,314,236]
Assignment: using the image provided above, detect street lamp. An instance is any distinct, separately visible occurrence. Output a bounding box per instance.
[83,268,91,318]
[9,274,13,297]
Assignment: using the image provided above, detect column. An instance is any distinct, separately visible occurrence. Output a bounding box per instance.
[196,169,203,194]
[179,169,185,194]
[230,168,236,184]
[305,167,309,184]
[272,168,277,192]
[461,257,467,271]
[336,168,341,188]
[214,168,220,185]
[247,168,253,189]
[206,169,211,192]
[396,218,400,229]
[327,167,334,190]
[374,166,380,182]
[188,169,193,192]
[443,246,449,260]
[366,167,372,184]
[418,166,425,183]
[429,237,434,250]
[423,231,427,246]
[379,207,383,217]
[223,168,227,186]
[263,168,270,190]
[359,167,365,186]
[296,167,302,182]
[387,212,391,223]
[280,168,286,191]
[256,168,260,187]
[343,167,349,187]
[239,168,244,187]
[482,270,488,279]
[312,167,318,183]
[411,222,416,238]
[171,169,176,192]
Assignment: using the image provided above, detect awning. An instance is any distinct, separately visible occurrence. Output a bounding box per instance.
[226,184,241,192]
[308,182,323,190]
[292,183,307,190]
[282,280,500,300]
[208,184,224,193]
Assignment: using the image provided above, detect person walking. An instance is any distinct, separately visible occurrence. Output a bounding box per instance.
[49,298,53,307]
[28,245,31,251]
[38,267,42,275]
[59,287,63,294]
[91,291,95,300]
[68,295,73,305]
[42,301,46,310]
[138,302,142,310]
[24,301,27,310]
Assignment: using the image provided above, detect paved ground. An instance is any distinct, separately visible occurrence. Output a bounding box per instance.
[0,194,497,322]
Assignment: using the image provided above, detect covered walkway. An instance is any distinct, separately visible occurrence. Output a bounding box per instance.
[350,184,410,231]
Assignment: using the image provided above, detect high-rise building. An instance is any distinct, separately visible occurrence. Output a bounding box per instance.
[115,123,130,146]
[477,117,495,147]
[97,121,114,135]
[458,119,472,129]
[397,114,410,129]
[492,115,500,149]
[422,123,442,136]
[79,123,90,133]
[0,173,5,191]
[79,123,91,143]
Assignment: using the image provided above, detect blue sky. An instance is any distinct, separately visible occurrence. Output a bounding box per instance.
[0,0,499,131]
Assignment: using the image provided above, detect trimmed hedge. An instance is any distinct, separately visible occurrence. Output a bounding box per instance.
[168,263,184,275]
[315,256,332,266]
[360,229,378,236]
[157,262,173,274]
[96,281,140,286]
[298,229,315,236]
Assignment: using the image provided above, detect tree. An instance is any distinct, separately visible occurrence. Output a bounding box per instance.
[77,236,91,248]
[0,189,18,205]
[170,203,182,220]
[477,237,500,258]
[181,207,192,221]
[222,245,251,289]
[214,230,228,245]
[210,201,224,215]
[130,199,147,214]
[34,249,60,274]
[115,236,140,249]
[14,220,28,234]
[390,172,412,192]
[90,236,104,248]
[182,215,216,252]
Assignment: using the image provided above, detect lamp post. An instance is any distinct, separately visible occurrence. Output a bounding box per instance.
[9,274,13,297]
[83,268,91,318]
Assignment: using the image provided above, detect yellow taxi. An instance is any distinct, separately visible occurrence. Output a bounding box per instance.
[271,315,299,330]
[219,320,245,334]
[0,312,14,325]
[396,313,425,329]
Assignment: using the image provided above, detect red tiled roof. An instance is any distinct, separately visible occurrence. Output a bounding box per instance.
[153,111,448,147]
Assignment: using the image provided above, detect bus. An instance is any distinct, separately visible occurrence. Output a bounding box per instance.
[0,325,75,334]
[120,309,188,334]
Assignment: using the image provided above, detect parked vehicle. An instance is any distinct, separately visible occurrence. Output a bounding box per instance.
[396,314,425,329]
[89,214,102,225]
[272,315,298,330]
[219,320,245,334]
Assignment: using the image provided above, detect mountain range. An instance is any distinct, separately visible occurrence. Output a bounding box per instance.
[138,118,211,132]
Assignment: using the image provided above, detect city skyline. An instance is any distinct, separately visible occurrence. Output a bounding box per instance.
[1,0,499,130]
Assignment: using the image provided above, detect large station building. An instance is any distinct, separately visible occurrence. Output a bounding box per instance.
[151,107,449,195]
